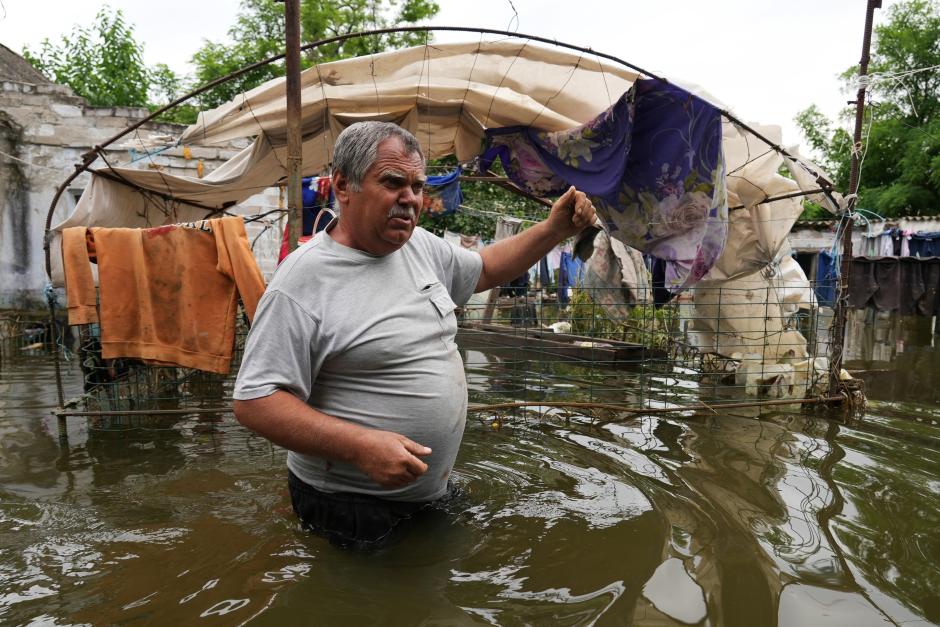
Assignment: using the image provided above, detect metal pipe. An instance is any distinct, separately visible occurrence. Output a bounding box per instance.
[830,0,881,398]
[53,395,846,420]
[470,396,846,421]
[54,407,234,417]
[284,0,303,252]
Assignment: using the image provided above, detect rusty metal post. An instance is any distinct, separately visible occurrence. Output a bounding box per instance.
[285,0,303,252]
[830,0,881,398]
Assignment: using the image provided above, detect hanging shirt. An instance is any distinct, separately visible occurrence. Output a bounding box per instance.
[494,216,523,241]
[814,250,839,308]
[900,230,912,257]
[910,231,940,258]
[920,259,940,316]
[880,231,895,257]
[280,178,334,264]
[62,217,266,374]
[479,79,727,293]
[557,251,583,305]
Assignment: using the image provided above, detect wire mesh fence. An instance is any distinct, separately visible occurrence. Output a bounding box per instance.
[60,313,249,429]
[0,312,62,361]
[50,264,843,430]
[454,273,839,424]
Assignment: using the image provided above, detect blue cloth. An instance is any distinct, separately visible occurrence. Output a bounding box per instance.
[501,272,529,297]
[539,256,552,287]
[424,167,463,217]
[302,177,333,236]
[479,79,727,293]
[815,250,840,307]
[910,231,940,258]
[558,252,583,305]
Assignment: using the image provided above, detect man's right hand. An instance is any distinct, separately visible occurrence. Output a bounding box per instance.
[353,429,432,488]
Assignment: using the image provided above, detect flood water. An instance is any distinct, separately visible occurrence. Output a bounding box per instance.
[1,319,939,626]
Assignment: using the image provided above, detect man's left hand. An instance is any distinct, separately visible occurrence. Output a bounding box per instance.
[547,186,597,240]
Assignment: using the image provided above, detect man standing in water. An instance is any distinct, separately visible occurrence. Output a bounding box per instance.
[233,121,595,547]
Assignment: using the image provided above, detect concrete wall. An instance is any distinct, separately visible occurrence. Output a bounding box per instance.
[0,79,281,310]
[790,217,940,254]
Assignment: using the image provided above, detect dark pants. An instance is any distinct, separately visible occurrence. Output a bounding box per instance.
[288,471,457,550]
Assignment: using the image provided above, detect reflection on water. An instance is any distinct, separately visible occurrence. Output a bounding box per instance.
[1,339,938,625]
[844,310,940,405]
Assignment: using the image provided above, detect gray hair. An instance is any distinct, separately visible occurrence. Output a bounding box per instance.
[331,121,424,192]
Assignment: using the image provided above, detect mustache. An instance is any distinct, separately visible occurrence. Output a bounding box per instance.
[386,203,416,220]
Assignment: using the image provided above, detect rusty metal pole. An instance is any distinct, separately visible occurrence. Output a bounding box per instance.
[830,0,881,398]
[285,0,303,252]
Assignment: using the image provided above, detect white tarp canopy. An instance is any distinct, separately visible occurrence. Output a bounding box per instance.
[50,39,834,286]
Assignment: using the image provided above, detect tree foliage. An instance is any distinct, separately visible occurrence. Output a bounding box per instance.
[795,0,940,218]
[191,0,440,110]
[23,6,151,108]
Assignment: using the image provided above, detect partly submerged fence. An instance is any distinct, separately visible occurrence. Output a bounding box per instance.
[47,266,859,434]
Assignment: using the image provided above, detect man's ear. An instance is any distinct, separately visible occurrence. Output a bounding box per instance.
[332,171,349,205]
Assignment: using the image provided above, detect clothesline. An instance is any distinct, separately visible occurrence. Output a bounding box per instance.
[454,204,542,224]
[0,147,65,172]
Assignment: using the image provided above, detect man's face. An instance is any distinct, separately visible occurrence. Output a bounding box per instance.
[332,137,426,256]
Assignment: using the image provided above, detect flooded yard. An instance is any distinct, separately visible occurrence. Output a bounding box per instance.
[1,320,938,626]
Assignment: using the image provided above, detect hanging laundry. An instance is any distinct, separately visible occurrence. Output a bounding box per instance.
[919,258,940,316]
[479,79,727,293]
[539,256,552,289]
[557,251,583,305]
[279,177,334,264]
[861,233,878,257]
[650,257,673,306]
[494,215,523,241]
[423,166,463,217]
[900,230,912,257]
[458,233,482,251]
[442,230,482,252]
[847,256,939,317]
[501,273,529,298]
[879,230,895,257]
[871,258,901,311]
[814,250,840,308]
[491,216,528,296]
[62,217,266,374]
[847,258,878,310]
[579,229,650,321]
[303,176,333,236]
[546,247,562,283]
[910,231,940,258]
[899,258,925,316]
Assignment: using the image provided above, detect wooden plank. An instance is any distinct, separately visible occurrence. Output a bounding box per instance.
[456,326,662,367]
[464,321,647,349]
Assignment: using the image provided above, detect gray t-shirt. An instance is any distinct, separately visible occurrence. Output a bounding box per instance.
[234,226,483,501]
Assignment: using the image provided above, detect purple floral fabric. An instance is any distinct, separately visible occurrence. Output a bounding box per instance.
[479,79,727,292]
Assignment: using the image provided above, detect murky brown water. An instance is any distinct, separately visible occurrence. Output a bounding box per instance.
[1,320,939,626]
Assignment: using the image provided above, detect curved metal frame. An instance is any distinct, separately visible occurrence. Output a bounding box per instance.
[41,24,837,412]
[42,25,820,265]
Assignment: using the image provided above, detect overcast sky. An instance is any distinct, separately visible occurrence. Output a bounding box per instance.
[0,0,898,150]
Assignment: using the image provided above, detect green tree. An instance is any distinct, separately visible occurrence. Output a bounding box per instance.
[795,0,939,218]
[149,63,200,124]
[23,6,152,108]
[192,0,440,110]
[22,7,197,123]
